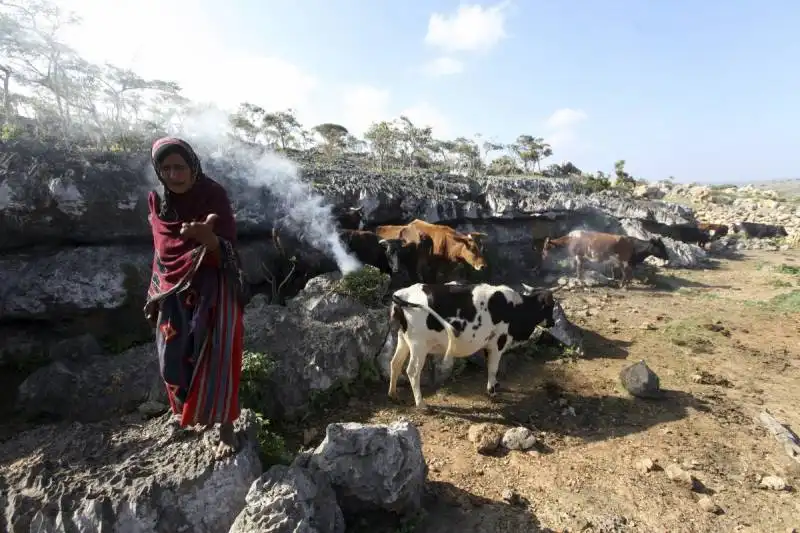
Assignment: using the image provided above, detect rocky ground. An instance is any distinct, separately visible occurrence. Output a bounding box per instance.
[637,180,800,246]
[289,249,800,533]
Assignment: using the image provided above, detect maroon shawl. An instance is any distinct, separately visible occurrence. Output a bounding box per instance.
[146,137,238,301]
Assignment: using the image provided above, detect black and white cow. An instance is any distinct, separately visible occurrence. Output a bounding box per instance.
[387,282,557,409]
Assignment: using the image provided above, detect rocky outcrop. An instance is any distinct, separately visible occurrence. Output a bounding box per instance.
[0,139,708,388]
[242,273,390,422]
[643,180,800,240]
[0,409,263,533]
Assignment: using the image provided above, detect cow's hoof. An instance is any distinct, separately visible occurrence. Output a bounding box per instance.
[387,393,403,405]
[487,383,500,397]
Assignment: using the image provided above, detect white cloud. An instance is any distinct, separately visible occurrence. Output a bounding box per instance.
[424,2,510,54]
[544,108,588,151]
[423,56,465,77]
[57,0,319,124]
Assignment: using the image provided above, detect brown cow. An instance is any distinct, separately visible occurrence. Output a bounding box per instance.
[696,222,728,246]
[542,230,638,288]
[375,219,488,282]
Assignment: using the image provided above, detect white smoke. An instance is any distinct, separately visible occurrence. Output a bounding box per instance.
[163,105,362,275]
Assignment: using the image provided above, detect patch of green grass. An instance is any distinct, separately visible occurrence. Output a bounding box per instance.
[662,319,718,354]
[767,279,794,288]
[776,263,800,276]
[240,350,292,467]
[767,290,800,312]
[334,265,390,308]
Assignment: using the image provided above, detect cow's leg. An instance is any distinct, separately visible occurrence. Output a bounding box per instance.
[573,254,584,280]
[388,333,410,401]
[405,341,429,409]
[621,261,633,289]
[486,346,503,397]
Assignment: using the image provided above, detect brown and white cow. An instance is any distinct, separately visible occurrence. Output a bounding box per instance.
[375,219,489,282]
[542,230,651,288]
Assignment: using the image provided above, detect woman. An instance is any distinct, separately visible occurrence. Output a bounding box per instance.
[143,137,248,458]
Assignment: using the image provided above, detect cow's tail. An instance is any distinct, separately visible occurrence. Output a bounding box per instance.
[390,294,458,359]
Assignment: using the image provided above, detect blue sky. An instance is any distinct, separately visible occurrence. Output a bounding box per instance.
[62,0,799,183]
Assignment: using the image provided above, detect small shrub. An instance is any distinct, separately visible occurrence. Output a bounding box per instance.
[239,351,290,466]
[776,264,800,276]
[333,265,390,307]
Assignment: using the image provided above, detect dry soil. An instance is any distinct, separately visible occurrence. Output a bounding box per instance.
[289,249,800,533]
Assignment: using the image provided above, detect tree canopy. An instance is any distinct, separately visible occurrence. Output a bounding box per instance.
[0,0,642,190]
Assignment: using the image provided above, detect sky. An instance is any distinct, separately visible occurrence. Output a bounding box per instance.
[56,0,800,184]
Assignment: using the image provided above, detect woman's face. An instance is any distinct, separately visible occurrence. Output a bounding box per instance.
[159,152,195,194]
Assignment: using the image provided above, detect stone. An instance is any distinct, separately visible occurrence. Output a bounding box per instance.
[502,426,538,451]
[619,360,662,399]
[665,464,695,489]
[0,409,263,533]
[304,420,427,517]
[467,423,503,455]
[759,475,789,491]
[229,464,345,533]
[15,343,160,423]
[243,289,389,422]
[698,496,721,514]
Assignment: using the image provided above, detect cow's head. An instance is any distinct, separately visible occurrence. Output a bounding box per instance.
[541,236,556,260]
[711,224,729,239]
[520,283,557,328]
[453,233,488,271]
[334,205,365,230]
[731,222,742,234]
[648,237,670,262]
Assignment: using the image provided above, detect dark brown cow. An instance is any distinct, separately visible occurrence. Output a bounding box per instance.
[332,205,365,230]
[338,229,392,274]
[542,230,639,288]
[378,233,435,285]
[732,221,788,239]
[375,219,488,282]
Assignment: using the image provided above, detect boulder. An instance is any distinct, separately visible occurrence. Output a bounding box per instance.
[243,275,390,421]
[0,409,263,533]
[301,420,427,517]
[229,465,345,533]
[15,343,163,423]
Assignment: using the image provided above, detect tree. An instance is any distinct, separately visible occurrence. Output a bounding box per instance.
[486,155,522,176]
[512,135,552,172]
[364,120,400,170]
[262,109,301,150]
[614,159,636,189]
[312,123,349,154]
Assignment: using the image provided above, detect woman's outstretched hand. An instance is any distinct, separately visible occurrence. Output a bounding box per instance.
[180,213,220,248]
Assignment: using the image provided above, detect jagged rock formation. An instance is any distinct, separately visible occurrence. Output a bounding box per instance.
[0,139,708,412]
[0,409,263,533]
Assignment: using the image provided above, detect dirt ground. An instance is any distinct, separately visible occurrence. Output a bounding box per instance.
[290,249,800,533]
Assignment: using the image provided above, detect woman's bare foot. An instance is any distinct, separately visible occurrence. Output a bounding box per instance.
[214,421,238,459]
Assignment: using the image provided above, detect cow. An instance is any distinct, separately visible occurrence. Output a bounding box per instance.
[387,282,557,409]
[697,223,729,244]
[266,226,338,304]
[378,233,435,285]
[338,229,393,274]
[332,205,365,230]
[542,230,643,288]
[629,236,670,267]
[731,221,788,239]
[375,219,489,282]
